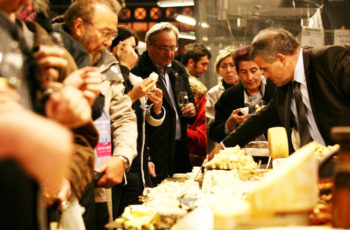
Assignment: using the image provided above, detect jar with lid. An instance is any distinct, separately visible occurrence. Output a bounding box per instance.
[331,126,350,228]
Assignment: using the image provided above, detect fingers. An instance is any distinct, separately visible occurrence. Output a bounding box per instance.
[63,68,102,105]
[141,78,156,91]
[41,68,61,85]
[181,103,196,117]
[95,158,125,188]
[232,109,241,115]
[117,43,138,70]
[33,45,65,58]
[36,56,67,70]
[63,67,100,88]
[148,162,157,178]
[34,46,68,84]
[146,88,162,103]
[46,86,91,128]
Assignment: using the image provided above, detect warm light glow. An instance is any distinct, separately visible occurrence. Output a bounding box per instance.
[175,14,196,26]
[201,22,209,28]
[157,0,194,7]
[179,32,196,40]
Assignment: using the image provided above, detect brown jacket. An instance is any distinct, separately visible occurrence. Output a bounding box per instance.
[71,122,98,198]
[25,21,98,199]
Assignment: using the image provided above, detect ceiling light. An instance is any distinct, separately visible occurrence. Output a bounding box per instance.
[157,0,194,7]
[201,22,209,28]
[179,33,196,40]
[175,14,196,26]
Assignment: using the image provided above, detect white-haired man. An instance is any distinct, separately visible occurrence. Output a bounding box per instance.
[132,22,197,185]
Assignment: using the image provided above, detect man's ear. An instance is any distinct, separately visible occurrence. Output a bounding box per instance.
[72,17,85,39]
[188,58,195,67]
[276,53,287,66]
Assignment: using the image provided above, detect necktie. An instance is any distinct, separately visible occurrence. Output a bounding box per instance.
[293,82,313,146]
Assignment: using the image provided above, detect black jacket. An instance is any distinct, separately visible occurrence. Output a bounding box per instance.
[209,79,276,142]
[222,46,350,152]
[132,51,196,183]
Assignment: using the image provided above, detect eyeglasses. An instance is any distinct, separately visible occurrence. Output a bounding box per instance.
[84,21,118,40]
[151,43,178,52]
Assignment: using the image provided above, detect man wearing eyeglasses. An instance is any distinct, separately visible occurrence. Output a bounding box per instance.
[54,0,138,229]
[132,22,197,185]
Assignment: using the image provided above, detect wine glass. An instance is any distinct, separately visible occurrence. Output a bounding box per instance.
[178,91,189,108]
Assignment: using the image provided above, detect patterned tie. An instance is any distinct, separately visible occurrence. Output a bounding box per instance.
[293,82,313,146]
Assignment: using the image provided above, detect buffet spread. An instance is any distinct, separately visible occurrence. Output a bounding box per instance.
[106,135,340,230]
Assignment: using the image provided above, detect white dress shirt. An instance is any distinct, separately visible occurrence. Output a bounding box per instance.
[291,48,325,147]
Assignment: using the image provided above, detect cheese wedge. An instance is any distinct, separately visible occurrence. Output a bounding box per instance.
[247,142,319,215]
[268,127,289,159]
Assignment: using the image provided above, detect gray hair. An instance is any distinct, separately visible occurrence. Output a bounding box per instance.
[145,22,179,44]
[251,28,299,62]
[64,0,122,31]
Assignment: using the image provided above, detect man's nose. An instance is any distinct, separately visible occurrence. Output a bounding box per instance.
[247,71,254,80]
[103,37,113,48]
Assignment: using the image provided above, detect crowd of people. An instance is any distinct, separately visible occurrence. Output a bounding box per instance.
[1,0,350,229]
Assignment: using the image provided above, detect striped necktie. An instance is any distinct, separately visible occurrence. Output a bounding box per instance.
[293,81,313,146]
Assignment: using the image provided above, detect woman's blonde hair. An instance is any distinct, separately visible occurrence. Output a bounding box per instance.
[214,47,235,75]
[188,76,207,99]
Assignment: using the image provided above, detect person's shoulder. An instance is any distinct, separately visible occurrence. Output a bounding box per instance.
[308,45,350,58]
[207,84,221,94]
[171,59,187,74]
[225,83,243,96]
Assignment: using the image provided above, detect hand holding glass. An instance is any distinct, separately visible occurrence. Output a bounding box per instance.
[178,91,189,108]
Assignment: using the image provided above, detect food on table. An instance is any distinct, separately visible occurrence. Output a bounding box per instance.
[267,127,289,159]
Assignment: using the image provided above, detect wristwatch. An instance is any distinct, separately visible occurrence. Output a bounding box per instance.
[116,155,130,171]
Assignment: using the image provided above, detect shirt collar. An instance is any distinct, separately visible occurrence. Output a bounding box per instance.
[293,48,306,86]
[153,61,172,75]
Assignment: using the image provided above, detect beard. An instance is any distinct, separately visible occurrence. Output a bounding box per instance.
[79,32,106,65]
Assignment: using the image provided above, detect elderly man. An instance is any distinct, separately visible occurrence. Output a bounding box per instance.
[181,42,211,78]
[210,28,350,158]
[63,0,137,188]
[132,22,197,185]
[209,46,275,143]
[60,0,137,229]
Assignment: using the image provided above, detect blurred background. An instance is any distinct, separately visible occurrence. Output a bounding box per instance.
[49,0,350,88]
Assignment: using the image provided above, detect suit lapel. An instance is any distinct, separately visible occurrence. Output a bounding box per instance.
[303,48,325,140]
[157,75,173,108]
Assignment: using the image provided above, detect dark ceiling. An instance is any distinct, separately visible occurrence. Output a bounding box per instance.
[50,0,159,14]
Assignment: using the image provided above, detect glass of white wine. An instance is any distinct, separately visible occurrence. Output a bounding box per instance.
[178,91,189,108]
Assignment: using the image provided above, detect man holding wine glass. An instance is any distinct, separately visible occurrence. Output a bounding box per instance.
[132,22,197,185]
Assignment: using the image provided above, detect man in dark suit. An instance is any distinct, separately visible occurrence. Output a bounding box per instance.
[132,22,197,185]
[209,46,275,143]
[209,28,350,158]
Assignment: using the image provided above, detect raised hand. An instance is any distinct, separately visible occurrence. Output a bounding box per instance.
[146,88,163,114]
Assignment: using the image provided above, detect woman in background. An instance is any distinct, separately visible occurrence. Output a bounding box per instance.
[206,48,239,152]
[187,76,208,166]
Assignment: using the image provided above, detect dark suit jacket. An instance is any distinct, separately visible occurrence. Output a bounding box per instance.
[209,80,275,142]
[222,46,350,152]
[132,51,196,183]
